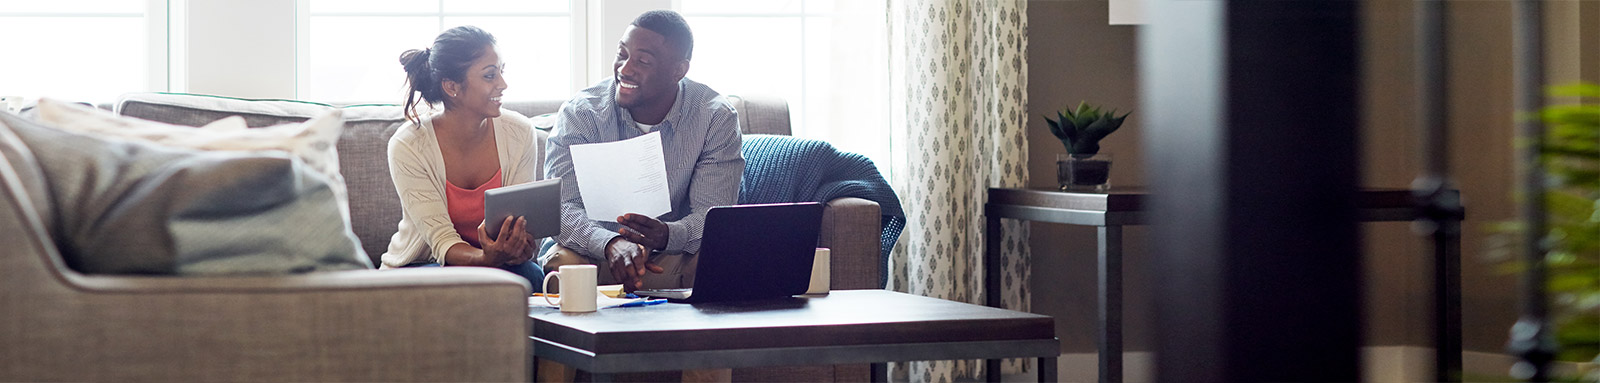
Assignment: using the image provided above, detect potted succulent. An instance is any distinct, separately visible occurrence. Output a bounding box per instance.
[1044,101,1130,191]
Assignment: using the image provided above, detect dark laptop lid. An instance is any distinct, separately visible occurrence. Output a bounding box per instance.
[672,202,824,303]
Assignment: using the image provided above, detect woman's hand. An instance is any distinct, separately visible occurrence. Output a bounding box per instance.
[478,216,534,266]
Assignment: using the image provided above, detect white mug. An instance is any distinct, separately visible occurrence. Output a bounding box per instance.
[542,264,598,312]
[806,248,831,295]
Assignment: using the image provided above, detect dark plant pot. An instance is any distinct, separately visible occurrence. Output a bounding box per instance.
[1057,153,1112,192]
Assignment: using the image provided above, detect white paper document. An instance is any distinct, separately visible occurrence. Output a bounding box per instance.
[568,131,672,221]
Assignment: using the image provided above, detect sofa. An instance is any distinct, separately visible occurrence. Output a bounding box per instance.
[0,92,882,382]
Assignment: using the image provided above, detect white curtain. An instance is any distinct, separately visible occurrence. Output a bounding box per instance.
[886,0,1031,381]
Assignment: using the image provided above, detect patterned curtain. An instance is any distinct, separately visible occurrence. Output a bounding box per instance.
[886,0,1030,381]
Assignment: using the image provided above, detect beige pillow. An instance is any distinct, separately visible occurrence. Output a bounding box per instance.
[36,98,351,223]
[2,111,371,274]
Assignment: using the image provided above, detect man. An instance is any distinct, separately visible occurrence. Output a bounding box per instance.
[542,10,743,291]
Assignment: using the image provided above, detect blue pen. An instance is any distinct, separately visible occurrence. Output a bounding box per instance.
[616,299,667,308]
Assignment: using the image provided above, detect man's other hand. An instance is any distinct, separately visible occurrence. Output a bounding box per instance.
[617,213,670,251]
[605,236,665,290]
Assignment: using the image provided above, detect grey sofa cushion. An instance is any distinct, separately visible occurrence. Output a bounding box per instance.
[0,111,370,275]
[0,113,52,236]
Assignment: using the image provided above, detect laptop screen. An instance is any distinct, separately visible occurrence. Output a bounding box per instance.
[645,202,823,303]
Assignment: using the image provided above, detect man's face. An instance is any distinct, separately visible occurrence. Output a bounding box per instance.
[613,25,685,109]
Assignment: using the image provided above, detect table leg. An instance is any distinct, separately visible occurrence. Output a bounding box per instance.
[1435,219,1462,382]
[984,207,1006,382]
[986,359,1003,383]
[871,362,887,383]
[1039,356,1058,383]
[1098,226,1123,383]
[985,207,1003,308]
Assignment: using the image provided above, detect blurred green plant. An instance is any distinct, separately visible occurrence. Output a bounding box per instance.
[1489,82,1599,381]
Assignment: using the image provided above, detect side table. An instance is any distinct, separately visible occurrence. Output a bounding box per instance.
[983,187,1462,383]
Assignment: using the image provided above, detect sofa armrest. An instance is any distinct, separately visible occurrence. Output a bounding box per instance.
[16,268,531,382]
[819,197,881,290]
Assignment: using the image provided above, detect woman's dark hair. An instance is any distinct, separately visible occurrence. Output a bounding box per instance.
[399,25,497,125]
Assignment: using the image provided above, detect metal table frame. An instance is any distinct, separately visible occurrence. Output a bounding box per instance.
[533,337,1060,382]
[983,188,1462,383]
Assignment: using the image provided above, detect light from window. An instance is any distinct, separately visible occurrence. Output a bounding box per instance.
[0,2,152,103]
[681,0,890,177]
[304,0,572,103]
[307,16,438,103]
[685,16,805,129]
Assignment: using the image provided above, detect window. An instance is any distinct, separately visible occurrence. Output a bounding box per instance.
[296,0,892,176]
[0,0,168,103]
[679,0,891,177]
[301,0,575,102]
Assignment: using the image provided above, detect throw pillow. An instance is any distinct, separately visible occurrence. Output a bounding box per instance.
[36,98,352,224]
[1,110,371,275]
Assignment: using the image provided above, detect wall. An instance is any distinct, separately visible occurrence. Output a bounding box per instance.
[1026,0,1594,357]
[1360,0,1596,354]
[1026,0,1148,354]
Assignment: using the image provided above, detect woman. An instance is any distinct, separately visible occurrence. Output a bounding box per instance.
[381,25,544,284]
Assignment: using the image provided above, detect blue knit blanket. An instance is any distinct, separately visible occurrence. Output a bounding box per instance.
[739,135,905,287]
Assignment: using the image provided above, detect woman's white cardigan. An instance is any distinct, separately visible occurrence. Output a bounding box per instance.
[380,110,545,268]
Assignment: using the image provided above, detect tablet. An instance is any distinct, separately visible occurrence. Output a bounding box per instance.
[483,178,562,240]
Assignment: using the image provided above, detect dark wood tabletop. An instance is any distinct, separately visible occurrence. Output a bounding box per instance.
[530,289,1055,355]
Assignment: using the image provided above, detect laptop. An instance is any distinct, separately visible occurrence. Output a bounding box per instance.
[635,202,824,303]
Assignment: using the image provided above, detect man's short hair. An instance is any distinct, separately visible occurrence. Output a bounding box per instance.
[631,10,694,61]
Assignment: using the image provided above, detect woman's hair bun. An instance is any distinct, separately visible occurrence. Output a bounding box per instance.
[399,47,431,70]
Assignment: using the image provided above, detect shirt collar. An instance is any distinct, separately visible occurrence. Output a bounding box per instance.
[617,78,687,132]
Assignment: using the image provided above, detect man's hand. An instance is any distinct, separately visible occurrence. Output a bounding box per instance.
[605,236,666,291]
[479,217,534,266]
[617,213,670,251]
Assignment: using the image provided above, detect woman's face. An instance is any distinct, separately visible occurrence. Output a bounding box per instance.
[445,45,506,119]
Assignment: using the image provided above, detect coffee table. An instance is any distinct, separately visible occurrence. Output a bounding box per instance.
[529,289,1059,382]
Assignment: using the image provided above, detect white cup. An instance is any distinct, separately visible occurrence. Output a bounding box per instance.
[806,248,831,295]
[542,264,598,312]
